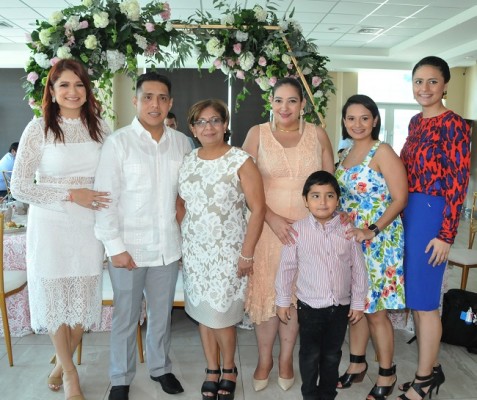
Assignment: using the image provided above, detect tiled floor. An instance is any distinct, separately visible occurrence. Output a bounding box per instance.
[2,221,477,399]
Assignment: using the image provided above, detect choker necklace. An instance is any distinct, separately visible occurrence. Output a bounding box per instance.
[278,127,299,133]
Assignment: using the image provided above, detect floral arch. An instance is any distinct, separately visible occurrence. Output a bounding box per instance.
[23,0,335,125]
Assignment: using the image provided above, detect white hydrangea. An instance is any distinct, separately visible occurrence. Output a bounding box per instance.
[165,21,173,32]
[48,11,63,26]
[255,76,271,91]
[313,90,323,98]
[82,0,93,7]
[120,0,141,22]
[206,37,225,57]
[235,30,248,42]
[134,33,147,50]
[253,6,268,22]
[33,52,51,69]
[84,35,98,50]
[39,29,52,46]
[65,15,80,31]
[106,50,126,73]
[221,14,234,25]
[93,11,109,28]
[263,43,280,58]
[57,46,72,59]
[279,20,289,31]
[238,51,254,71]
[282,54,291,64]
[302,66,312,75]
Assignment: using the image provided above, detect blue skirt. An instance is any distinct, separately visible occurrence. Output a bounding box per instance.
[402,193,446,311]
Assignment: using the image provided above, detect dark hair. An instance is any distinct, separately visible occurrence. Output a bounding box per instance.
[136,72,172,95]
[43,59,103,143]
[412,56,451,84]
[9,142,19,152]
[187,99,231,143]
[302,170,340,198]
[272,77,304,101]
[341,94,381,140]
[167,112,176,120]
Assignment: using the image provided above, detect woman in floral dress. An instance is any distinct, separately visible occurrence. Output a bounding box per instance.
[335,95,407,400]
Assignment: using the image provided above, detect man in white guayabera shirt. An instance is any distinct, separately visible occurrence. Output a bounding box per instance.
[94,72,192,400]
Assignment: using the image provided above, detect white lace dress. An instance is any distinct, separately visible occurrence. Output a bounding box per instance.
[178,147,250,329]
[10,117,110,333]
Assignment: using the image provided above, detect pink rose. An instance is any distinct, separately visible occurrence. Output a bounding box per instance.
[227,58,235,67]
[27,71,39,84]
[145,22,155,32]
[28,98,36,108]
[78,20,88,29]
[160,2,171,21]
[312,76,322,87]
[269,76,277,86]
[50,57,60,66]
[236,70,245,79]
[258,56,267,66]
[233,43,242,55]
[213,58,222,68]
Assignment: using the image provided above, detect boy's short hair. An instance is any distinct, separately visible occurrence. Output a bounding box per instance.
[302,171,340,198]
[135,72,172,95]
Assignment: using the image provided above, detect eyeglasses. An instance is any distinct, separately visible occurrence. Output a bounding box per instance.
[193,117,223,129]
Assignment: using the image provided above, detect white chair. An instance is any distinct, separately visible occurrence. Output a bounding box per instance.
[447,248,477,290]
[0,213,28,366]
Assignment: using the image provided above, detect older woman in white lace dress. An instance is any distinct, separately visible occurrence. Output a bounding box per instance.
[11,59,110,400]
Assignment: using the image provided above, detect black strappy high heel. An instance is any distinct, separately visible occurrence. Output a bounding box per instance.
[367,364,396,400]
[217,366,238,400]
[399,364,445,394]
[201,368,221,400]
[338,354,368,389]
[398,372,435,400]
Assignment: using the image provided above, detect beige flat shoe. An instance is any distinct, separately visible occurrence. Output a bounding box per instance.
[278,376,295,391]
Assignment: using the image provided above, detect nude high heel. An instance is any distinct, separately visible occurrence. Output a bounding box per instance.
[277,376,295,391]
[253,377,269,391]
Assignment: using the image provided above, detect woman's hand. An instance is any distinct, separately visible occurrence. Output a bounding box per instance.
[69,188,111,210]
[425,238,451,267]
[267,212,297,245]
[346,227,375,242]
[237,257,254,278]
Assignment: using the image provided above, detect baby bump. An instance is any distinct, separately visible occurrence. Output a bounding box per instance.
[265,177,308,220]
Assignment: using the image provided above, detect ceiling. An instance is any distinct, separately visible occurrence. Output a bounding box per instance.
[0,0,476,71]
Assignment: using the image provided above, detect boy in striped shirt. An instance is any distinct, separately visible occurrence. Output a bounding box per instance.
[276,170,368,400]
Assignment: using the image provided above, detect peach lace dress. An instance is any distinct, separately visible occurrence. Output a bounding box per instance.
[245,122,323,324]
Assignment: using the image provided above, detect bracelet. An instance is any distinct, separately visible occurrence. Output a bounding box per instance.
[239,253,254,263]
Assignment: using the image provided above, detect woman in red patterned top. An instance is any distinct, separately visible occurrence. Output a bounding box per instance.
[398,56,471,400]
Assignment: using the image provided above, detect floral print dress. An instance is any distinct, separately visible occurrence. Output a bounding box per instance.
[335,142,405,313]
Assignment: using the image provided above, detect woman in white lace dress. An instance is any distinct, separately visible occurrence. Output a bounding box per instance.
[178,99,265,400]
[11,59,110,400]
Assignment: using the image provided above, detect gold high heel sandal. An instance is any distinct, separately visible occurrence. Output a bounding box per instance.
[48,364,63,391]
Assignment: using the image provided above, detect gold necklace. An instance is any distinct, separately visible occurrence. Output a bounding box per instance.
[278,127,299,132]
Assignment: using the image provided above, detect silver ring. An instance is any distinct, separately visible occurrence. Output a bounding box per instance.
[91,201,99,208]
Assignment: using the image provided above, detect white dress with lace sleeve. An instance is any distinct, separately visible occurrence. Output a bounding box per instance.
[11,117,110,333]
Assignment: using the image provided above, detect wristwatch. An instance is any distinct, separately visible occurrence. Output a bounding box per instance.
[368,223,380,236]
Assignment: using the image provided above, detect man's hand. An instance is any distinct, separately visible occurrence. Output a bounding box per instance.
[111,251,137,271]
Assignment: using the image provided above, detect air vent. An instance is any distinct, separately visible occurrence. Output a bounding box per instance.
[357,27,384,35]
[0,20,14,28]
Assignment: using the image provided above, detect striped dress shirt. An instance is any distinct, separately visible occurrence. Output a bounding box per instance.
[276,213,368,311]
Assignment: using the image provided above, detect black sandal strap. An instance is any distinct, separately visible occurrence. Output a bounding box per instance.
[349,354,367,363]
[410,373,435,398]
[378,364,396,377]
[221,367,238,375]
[205,368,221,375]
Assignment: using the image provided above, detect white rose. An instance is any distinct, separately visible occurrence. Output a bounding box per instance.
[263,43,279,58]
[93,11,109,28]
[120,0,141,21]
[282,54,291,64]
[279,20,289,31]
[302,67,312,75]
[236,30,249,42]
[65,15,80,31]
[33,52,51,69]
[206,37,225,57]
[82,0,93,7]
[313,90,323,98]
[48,11,63,26]
[57,46,72,59]
[84,35,97,50]
[39,29,52,46]
[238,51,254,71]
[165,21,173,32]
[253,6,268,22]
